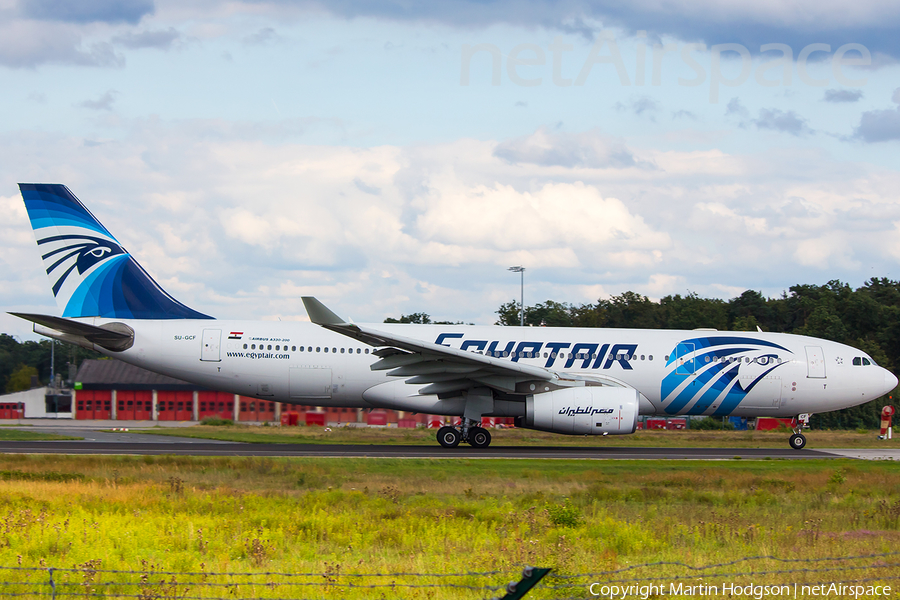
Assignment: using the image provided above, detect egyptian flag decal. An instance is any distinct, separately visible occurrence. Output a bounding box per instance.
[228,332,243,340]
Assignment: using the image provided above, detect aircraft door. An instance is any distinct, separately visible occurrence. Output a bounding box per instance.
[805,346,826,379]
[201,329,222,362]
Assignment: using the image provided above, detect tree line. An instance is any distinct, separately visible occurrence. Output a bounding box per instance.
[0,334,100,394]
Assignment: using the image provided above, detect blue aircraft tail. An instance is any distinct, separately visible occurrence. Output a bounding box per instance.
[19,183,213,320]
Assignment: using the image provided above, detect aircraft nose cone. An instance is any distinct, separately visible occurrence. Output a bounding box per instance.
[885,369,898,394]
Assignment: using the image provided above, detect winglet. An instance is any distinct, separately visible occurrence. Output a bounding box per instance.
[302,297,347,326]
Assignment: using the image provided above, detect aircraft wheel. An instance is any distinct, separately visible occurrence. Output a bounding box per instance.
[789,433,807,450]
[437,426,461,448]
[468,426,492,448]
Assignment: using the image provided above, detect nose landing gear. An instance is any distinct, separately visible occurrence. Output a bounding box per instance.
[788,413,811,450]
[436,420,492,448]
[789,432,807,450]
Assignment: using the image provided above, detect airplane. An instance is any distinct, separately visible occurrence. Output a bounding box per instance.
[10,183,898,450]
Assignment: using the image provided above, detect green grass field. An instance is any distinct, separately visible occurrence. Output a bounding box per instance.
[131,422,900,449]
[0,454,897,598]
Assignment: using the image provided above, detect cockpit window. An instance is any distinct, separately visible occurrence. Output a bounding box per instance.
[852,357,862,366]
[863,357,872,366]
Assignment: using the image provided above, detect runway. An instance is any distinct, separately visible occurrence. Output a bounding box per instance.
[2,422,894,459]
[0,438,849,459]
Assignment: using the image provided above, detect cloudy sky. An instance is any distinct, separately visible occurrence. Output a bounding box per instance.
[2,0,900,338]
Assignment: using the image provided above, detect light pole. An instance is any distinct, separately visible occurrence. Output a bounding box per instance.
[508,266,525,326]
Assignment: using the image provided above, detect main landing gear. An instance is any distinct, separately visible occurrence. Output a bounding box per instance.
[788,413,811,450]
[436,419,492,448]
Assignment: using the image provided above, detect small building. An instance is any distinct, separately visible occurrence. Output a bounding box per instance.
[0,387,61,419]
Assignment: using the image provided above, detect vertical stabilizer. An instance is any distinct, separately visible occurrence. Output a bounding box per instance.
[19,183,213,320]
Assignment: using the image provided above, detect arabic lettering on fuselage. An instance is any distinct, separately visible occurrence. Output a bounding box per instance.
[434,333,638,370]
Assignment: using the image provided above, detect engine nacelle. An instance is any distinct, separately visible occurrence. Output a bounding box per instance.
[523,386,639,435]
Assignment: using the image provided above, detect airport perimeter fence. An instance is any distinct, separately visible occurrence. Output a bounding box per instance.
[0,551,898,599]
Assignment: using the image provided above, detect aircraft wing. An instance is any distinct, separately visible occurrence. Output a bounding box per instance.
[302,297,560,395]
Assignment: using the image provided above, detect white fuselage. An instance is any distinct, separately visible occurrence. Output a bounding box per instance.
[77,318,896,419]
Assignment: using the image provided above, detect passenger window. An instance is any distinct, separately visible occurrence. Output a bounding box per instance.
[341,348,345,354]
[649,355,653,361]
[243,344,248,349]
[365,349,369,354]
[316,347,321,352]
[276,345,280,351]
[251,344,256,350]
[332,348,336,353]
[292,346,297,351]
[267,345,272,350]
[324,347,329,353]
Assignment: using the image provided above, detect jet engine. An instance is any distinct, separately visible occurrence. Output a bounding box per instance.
[521,386,639,435]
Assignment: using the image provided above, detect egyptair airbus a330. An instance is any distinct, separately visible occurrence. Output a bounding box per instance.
[11,184,897,449]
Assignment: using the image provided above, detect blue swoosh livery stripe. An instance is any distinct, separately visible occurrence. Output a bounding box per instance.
[661,336,791,416]
[22,185,116,238]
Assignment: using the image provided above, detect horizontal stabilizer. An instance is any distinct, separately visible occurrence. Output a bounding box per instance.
[10,312,134,351]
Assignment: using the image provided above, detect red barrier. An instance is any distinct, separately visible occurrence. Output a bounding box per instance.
[367,411,387,426]
[305,411,326,426]
[755,417,796,431]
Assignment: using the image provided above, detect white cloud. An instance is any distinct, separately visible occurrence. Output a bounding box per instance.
[413,180,670,259]
[1,120,900,326]
[794,233,858,270]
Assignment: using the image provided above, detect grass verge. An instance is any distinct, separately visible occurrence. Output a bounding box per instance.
[0,429,82,441]
[0,455,896,598]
